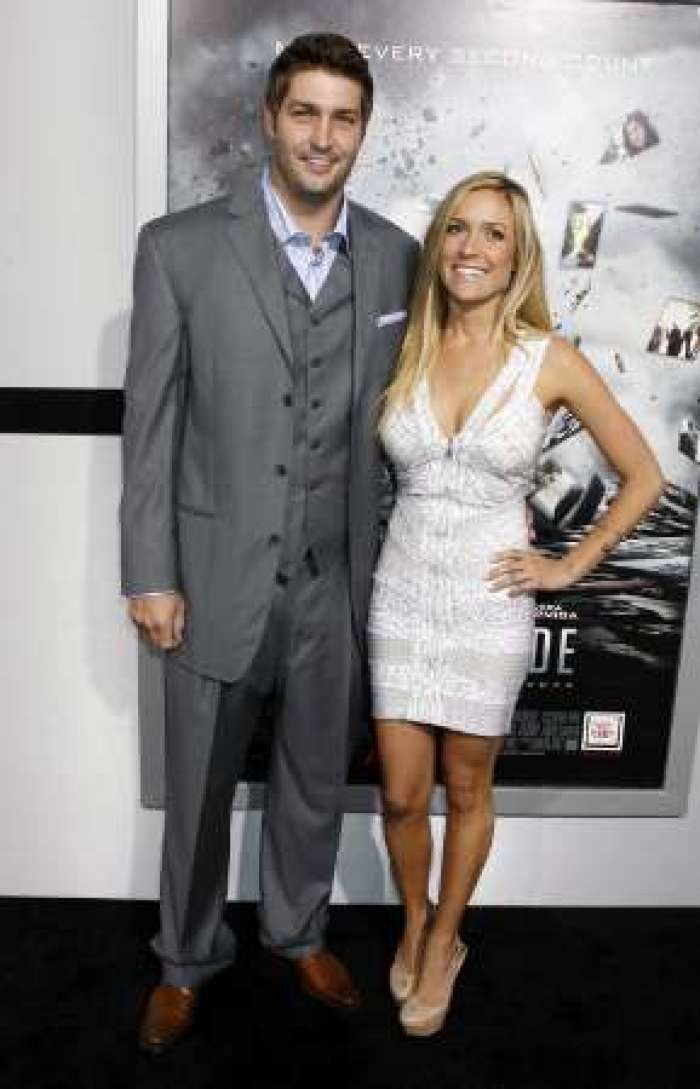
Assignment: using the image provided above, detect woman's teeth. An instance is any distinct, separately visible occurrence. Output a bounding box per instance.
[455,267,487,280]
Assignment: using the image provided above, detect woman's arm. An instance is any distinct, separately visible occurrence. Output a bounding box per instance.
[489,336,664,595]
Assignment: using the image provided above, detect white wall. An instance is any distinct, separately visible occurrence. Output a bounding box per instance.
[1,0,135,388]
[2,0,700,905]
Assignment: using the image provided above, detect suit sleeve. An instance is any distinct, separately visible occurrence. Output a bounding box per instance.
[120,224,185,596]
[377,235,422,535]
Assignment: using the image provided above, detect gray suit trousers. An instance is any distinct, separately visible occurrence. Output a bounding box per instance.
[153,556,354,987]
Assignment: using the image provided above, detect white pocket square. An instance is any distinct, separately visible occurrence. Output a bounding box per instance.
[376,310,407,328]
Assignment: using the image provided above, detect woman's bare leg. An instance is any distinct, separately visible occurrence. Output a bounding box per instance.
[376,720,436,971]
[413,731,502,1006]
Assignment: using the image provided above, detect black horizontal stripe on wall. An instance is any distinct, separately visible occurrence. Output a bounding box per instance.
[0,389,123,435]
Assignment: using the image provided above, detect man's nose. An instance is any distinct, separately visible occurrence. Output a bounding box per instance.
[310,116,332,148]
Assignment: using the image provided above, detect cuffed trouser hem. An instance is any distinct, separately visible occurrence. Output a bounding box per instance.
[158,953,236,989]
[258,934,325,961]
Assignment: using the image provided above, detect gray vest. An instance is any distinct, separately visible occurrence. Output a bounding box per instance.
[275,244,354,575]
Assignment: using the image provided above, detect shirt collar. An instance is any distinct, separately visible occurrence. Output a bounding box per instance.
[261,164,350,253]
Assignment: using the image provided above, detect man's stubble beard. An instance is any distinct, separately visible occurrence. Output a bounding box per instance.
[272,145,358,209]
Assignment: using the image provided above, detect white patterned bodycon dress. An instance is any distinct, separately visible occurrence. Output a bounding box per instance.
[368,336,550,736]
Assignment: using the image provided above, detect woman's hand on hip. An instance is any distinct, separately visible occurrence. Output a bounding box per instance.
[486,549,575,596]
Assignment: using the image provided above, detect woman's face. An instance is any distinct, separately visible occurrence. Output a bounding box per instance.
[439,188,516,309]
[624,117,647,151]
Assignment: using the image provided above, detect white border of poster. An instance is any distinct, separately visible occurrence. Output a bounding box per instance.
[135,0,700,817]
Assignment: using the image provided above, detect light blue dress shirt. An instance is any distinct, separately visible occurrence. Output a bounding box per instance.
[261,164,350,301]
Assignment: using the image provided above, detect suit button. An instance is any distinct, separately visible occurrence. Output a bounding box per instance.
[310,439,321,450]
[310,313,321,326]
[311,398,322,409]
[275,572,289,587]
[275,464,287,476]
[282,394,293,407]
[268,534,281,546]
[310,358,322,369]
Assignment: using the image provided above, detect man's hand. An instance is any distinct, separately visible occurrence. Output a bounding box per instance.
[128,593,186,651]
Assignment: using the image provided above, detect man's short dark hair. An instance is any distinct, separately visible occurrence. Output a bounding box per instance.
[265,33,373,130]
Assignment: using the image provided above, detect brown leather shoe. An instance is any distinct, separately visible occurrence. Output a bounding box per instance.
[139,984,197,1054]
[295,950,362,1010]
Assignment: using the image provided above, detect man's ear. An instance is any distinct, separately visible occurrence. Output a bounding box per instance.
[262,102,276,141]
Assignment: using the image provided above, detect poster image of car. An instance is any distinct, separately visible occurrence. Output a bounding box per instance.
[599,109,660,165]
[646,298,700,361]
[560,201,606,270]
[164,0,700,800]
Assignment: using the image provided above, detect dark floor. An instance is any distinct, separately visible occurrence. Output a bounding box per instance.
[1,900,699,1089]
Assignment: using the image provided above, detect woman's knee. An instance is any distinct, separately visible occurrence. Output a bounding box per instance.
[441,735,499,815]
[443,767,492,817]
[382,783,431,823]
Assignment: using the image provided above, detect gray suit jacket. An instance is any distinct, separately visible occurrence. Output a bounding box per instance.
[121,166,419,682]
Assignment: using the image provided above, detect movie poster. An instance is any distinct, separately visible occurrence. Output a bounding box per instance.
[166,0,700,795]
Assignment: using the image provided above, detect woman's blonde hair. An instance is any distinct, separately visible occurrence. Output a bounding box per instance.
[381,171,552,425]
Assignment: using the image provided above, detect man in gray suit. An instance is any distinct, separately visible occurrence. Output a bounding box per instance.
[122,33,419,1052]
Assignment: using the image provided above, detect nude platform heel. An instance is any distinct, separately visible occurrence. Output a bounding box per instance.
[389,905,434,1004]
[398,938,468,1036]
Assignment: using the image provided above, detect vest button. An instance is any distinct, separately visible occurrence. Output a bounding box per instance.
[310,358,322,369]
[268,534,281,546]
[275,464,287,476]
[311,398,322,409]
[310,439,321,450]
[282,393,292,407]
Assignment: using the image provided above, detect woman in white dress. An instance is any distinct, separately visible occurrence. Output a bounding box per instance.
[368,172,663,1036]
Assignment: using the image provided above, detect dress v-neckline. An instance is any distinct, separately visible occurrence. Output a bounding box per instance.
[423,344,521,444]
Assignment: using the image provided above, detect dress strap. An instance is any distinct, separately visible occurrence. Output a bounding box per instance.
[517,336,550,399]
[466,346,523,433]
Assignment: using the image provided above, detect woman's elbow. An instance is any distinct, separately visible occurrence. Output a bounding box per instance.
[641,455,665,509]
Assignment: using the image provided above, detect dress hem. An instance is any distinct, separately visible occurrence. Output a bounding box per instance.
[373,713,510,739]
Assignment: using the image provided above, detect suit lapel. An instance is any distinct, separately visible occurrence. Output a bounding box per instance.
[223,169,293,371]
[350,203,381,413]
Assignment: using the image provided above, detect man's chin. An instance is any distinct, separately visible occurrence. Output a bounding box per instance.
[293,166,349,203]
[297,180,344,205]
